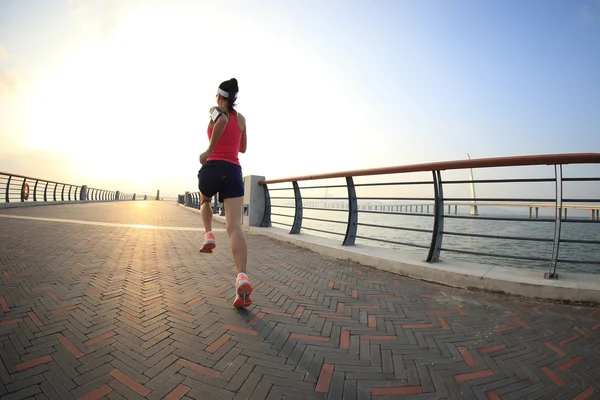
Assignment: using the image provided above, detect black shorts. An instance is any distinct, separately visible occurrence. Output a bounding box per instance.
[198,160,244,201]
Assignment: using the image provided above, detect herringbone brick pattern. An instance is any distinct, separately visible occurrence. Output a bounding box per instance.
[0,202,599,399]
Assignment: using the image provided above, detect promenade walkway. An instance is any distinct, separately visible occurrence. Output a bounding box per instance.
[0,202,599,400]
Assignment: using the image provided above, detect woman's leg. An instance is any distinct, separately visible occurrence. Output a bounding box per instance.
[224,195,251,307]
[223,196,247,273]
[200,194,213,234]
[199,193,216,253]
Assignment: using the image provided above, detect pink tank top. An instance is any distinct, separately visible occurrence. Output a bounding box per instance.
[207,110,242,166]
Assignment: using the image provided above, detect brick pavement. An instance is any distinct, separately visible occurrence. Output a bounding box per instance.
[0,202,599,400]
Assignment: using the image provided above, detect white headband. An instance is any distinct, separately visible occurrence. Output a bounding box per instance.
[217,88,237,99]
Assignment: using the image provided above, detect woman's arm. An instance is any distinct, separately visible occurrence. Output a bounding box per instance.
[238,113,247,153]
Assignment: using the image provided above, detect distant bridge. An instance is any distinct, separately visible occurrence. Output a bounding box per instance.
[302,201,600,220]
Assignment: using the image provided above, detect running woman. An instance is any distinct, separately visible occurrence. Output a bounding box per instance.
[198,78,252,308]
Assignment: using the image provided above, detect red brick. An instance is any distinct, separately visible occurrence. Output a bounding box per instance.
[109,369,151,396]
[165,306,193,318]
[16,355,53,371]
[368,315,377,328]
[46,291,60,302]
[544,341,566,357]
[492,325,517,333]
[454,305,467,315]
[76,384,112,400]
[336,302,345,314]
[293,305,305,318]
[3,271,10,281]
[249,312,266,326]
[0,296,9,312]
[164,384,191,400]
[518,306,533,314]
[51,305,77,315]
[477,344,507,354]
[327,281,334,288]
[593,323,600,331]
[176,359,221,378]
[185,296,204,306]
[315,364,334,392]
[119,311,142,325]
[454,369,494,382]
[573,387,595,400]
[486,390,501,400]
[0,318,22,327]
[560,334,580,346]
[28,311,44,327]
[438,317,451,331]
[223,324,257,336]
[352,305,380,309]
[557,356,582,371]
[340,330,350,350]
[360,335,397,341]
[206,334,232,353]
[85,330,116,346]
[371,386,423,396]
[291,334,330,342]
[60,336,84,358]
[586,308,599,317]
[540,366,565,387]
[458,346,476,366]
[351,289,358,298]
[514,317,531,330]
[501,312,519,317]
[574,327,591,338]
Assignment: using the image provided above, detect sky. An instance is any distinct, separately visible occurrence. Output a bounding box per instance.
[1,0,599,198]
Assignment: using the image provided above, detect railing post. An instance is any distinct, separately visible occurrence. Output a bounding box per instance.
[115,191,120,201]
[184,191,190,206]
[33,180,39,201]
[5,175,11,202]
[220,201,225,216]
[53,183,58,201]
[261,184,271,227]
[427,171,445,262]
[546,164,563,279]
[290,181,303,234]
[213,195,218,213]
[80,185,88,201]
[343,176,358,246]
[61,184,65,201]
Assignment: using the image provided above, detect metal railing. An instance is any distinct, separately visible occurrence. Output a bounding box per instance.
[0,172,136,205]
[259,153,600,279]
[179,192,225,215]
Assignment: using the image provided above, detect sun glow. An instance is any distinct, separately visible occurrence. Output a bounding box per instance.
[24,8,222,187]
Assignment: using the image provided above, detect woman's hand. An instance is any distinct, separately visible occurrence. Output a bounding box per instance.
[199,151,211,164]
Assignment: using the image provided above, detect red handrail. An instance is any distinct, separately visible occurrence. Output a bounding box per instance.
[260,153,600,185]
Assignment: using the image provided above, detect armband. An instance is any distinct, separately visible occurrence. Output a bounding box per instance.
[210,107,223,123]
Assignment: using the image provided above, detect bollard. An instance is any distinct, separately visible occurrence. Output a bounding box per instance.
[80,185,88,201]
[243,175,268,227]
